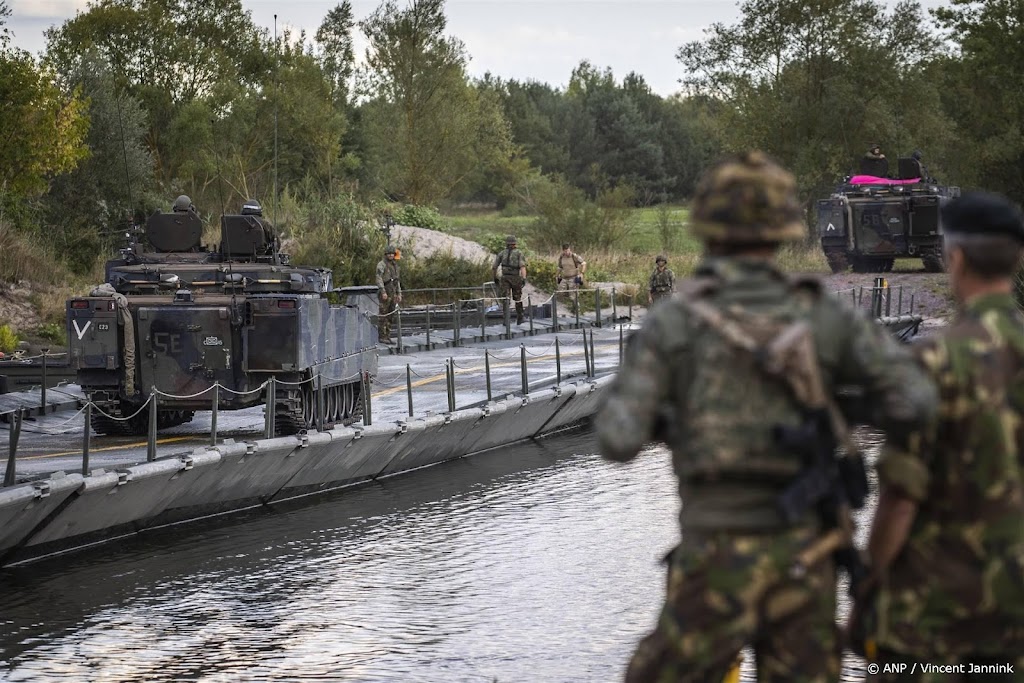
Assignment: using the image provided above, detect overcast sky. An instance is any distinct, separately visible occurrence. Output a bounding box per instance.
[7,0,945,97]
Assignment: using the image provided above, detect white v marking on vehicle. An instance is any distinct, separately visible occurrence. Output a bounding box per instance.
[72,319,92,340]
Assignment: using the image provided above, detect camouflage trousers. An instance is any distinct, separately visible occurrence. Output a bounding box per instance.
[378,294,398,341]
[870,650,1024,682]
[627,526,840,683]
[498,273,524,303]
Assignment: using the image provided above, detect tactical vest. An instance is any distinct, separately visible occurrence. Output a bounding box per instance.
[558,253,582,278]
[378,260,400,294]
[650,268,673,292]
[498,248,524,276]
[670,278,829,487]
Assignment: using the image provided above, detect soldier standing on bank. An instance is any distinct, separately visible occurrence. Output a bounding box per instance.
[556,243,586,313]
[647,255,674,305]
[596,151,936,683]
[493,234,527,324]
[375,245,402,344]
[852,192,1024,681]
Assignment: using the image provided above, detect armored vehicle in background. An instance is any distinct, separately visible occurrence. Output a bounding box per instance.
[817,155,960,273]
[66,203,378,436]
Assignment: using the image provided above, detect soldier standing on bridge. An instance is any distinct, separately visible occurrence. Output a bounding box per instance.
[852,192,1024,681]
[493,235,527,324]
[596,151,936,683]
[647,255,674,305]
[556,243,586,313]
[376,245,402,344]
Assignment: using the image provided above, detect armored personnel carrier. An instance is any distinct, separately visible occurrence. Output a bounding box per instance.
[66,200,378,436]
[817,155,960,273]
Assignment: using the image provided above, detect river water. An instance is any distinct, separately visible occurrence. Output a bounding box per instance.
[0,429,871,682]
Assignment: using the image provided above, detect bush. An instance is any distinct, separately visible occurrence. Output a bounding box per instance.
[287,193,386,288]
[400,252,494,304]
[517,174,637,252]
[527,257,559,293]
[391,204,447,231]
[36,322,67,345]
[0,324,19,353]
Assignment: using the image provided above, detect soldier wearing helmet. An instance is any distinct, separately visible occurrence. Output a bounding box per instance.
[492,234,528,324]
[596,151,937,682]
[375,245,402,344]
[172,195,195,213]
[647,254,675,305]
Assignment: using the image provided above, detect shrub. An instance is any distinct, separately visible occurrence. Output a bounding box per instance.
[400,252,494,304]
[36,322,66,345]
[287,193,386,288]
[391,204,447,231]
[517,174,637,252]
[0,324,19,353]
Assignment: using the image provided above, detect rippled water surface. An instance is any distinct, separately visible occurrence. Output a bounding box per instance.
[0,430,873,682]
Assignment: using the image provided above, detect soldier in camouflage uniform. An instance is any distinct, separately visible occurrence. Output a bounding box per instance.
[648,255,674,305]
[375,245,402,343]
[493,234,528,324]
[596,151,937,683]
[855,192,1024,682]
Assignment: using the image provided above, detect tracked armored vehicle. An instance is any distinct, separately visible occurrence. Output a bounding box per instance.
[817,155,960,273]
[66,203,378,436]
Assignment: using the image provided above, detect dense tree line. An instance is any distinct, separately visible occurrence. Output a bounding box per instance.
[0,0,1022,273]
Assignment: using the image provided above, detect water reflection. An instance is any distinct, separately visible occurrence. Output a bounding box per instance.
[0,429,873,681]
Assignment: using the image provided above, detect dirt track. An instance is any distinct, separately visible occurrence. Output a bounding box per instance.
[821,266,953,335]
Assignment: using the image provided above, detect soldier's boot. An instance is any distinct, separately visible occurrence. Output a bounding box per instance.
[515,302,524,325]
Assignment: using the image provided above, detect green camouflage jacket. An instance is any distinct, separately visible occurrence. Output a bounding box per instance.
[649,267,675,293]
[375,259,401,295]
[494,248,526,275]
[597,256,937,531]
[876,292,1024,657]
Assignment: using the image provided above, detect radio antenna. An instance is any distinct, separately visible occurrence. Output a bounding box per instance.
[273,13,279,227]
[115,93,137,250]
[213,160,240,314]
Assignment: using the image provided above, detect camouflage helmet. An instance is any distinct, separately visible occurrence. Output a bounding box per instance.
[505,234,517,246]
[241,199,262,216]
[385,245,398,255]
[655,254,667,264]
[172,195,193,212]
[689,151,804,243]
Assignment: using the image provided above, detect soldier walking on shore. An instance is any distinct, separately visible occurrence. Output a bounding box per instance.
[852,192,1024,682]
[375,245,402,344]
[596,151,936,683]
[556,243,586,313]
[647,255,674,305]
[493,235,527,324]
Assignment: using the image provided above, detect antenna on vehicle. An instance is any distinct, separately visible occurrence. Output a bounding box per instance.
[213,151,241,320]
[273,13,279,228]
[115,94,139,254]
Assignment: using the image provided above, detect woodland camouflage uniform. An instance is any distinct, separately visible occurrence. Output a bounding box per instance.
[869,195,1024,682]
[375,247,401,342]
[597,152,937,683]
[648,257,675,303]
[494,235,527,324]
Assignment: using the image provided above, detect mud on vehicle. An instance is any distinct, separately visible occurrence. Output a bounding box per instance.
[817,156,960,273]
[67,205,378,436]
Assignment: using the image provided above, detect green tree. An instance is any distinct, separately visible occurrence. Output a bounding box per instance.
[0,1,89,203]
[933,0,1024,200]
[44,0,270,184]
[44,52,154,271]
[316,1,357,109]
[678,0,945,202]
[358,0,514,204]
